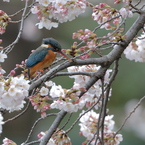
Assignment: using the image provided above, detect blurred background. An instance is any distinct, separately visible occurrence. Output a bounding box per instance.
[0,0,145,144]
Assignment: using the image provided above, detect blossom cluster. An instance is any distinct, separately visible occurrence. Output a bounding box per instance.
[0,75,30,112]
[79,110,123,145]
[49,65,112,113]
[31,65,110,115]
[38,129,72,145]
[124,32,145,62]
[71,29,97,59]
[0,10,11,34]
[92,3,133,30]
[2,138,16,145]
[31,0,87,29]
[30,81,53,118]
[0,51,7,63]
[92,3,122,30]
[0,51,7,75]
[73,29,97,42]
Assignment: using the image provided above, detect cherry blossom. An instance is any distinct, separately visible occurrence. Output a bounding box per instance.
[2,138,16,145]
[49,65,112,113]
[35,17,58,30]
[36,0,51,7]
[0,75,30,112]
[124,32,145,62]
[45,80,54,87]
[31,0,87,29]
[0,52,7,62]
[0,65,6,75]
[40,86,49,96]
[119,7,133,18]
[0,10,11,34]
[92,3,122,30]
[50,84,65,98]
[79,110,123,145]
[38,129,72,145]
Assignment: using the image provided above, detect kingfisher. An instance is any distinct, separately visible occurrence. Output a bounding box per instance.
[26,38,72,77]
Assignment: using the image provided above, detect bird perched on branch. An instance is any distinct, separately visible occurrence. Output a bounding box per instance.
[26,38,72,78]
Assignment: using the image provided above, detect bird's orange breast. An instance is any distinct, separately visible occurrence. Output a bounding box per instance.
[29,49,56,77]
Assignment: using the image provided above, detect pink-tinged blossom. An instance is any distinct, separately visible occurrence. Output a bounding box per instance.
[29,94,50,118]
[38,130,72,145]
[87,40,97,50]
[79,110,123,145]
[51,100,80,113]
[0,10,11,34]
[36,17,58,29]
[67,65,112,110]
[50,0,87,23]
[80,54,90,60]
[50,65,112,113]
[50,83,83,113]
[123,0,130,3]
[31,0,87,30]
[0,75,30,112]
[92,3,122,30]
[73,29,96,42]
[31,6,40,14]
[114,0,121,4]
[124,32,145,62]
[2,138,16,145]
[119,7,133,18]
[9,70,15,76]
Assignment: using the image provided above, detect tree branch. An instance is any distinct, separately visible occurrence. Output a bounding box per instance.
[4,0,28,54]
[29,12,145,94]
[40,110,67,145]
[23,113,57,145]
[114,95,145,137]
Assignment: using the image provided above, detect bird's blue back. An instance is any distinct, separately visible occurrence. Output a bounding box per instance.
[26,47,48,68]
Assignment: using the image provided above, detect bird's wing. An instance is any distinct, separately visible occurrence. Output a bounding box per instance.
[26,47,48,67]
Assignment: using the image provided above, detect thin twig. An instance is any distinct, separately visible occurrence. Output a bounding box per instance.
[24,140,40,145]
[105,59,119,91]
[114,96,145,136]
[23,113,57,145]
[4,101,30,123]
[4,0,29,54]
[66,95,102,134]
[55,113,73,134]
[134,0,141,7]
[87,80,105,145]
[9,1,36,17]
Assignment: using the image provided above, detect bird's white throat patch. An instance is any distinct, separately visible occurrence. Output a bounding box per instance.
[41,44,49,48]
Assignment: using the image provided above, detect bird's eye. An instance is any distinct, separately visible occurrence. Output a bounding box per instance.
[55,48,60,51]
